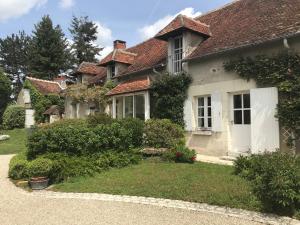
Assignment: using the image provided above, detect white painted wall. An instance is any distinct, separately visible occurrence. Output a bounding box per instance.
[25,109,35,128]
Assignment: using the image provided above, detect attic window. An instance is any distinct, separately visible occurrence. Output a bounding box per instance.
[172,36,183,73]
[109,65,116,78]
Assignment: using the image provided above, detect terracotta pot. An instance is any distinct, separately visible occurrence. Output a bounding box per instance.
[29,177,49,190]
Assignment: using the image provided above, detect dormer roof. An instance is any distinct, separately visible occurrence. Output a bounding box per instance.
[99,49,137,66]
[155,14,211,41]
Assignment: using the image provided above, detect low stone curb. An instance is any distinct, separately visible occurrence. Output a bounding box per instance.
[30,191,299,225]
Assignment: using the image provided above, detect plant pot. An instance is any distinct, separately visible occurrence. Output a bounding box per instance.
[29,177,49,190]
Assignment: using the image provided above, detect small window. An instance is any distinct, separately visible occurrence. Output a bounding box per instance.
[110,65,116,78]
[233,93,251,125]
[172,36,183,73]
[197,96,212,130]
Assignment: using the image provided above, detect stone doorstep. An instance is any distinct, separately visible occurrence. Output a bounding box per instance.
[30,190,300,225]
[196,154,234,166]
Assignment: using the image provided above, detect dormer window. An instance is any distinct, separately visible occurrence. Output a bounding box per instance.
[172,36,183,73]
[109,65,116,79]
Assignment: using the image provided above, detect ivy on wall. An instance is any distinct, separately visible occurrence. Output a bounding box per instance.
[150,72,192,127]
[224,51,300,145]
[23,80,64,123]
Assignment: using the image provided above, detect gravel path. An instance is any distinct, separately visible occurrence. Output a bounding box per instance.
[0,155,298,225]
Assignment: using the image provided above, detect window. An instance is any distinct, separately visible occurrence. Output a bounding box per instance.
[172,36,183,73]
[116,97,123,119]
[124,96,134,118]
[233,93,251,125]
[109,65,116,79]
[135,95,145,120]
[197,96,212,129]
[114,94,145,120]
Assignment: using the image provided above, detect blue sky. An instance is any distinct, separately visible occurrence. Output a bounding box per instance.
[0,0,232,57]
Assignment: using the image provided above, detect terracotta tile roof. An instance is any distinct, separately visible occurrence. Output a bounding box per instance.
[107,76,150,96]
[87,74,107,85]
[76,62,106,76]
[186,0,300,60]
[155,14,211,40]
[99,49,137,66]
[43,105,61,115]
[26,77,63,95]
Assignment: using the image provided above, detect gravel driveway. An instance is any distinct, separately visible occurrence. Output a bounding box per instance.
[0,155,289,225]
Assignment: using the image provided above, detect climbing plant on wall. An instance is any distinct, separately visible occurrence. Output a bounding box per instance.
[224,51,300,146]
[23,80,64,123]
[150,72,192,127]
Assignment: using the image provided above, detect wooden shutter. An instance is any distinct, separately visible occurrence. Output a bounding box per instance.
[250,87,280,154]
[212,91,222,132]
[184,97,193,131]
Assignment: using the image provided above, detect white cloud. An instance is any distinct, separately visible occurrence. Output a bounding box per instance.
[0,0,47,22]
[94,21,114,59]
[139,7,202,40]
[59,0,74,9]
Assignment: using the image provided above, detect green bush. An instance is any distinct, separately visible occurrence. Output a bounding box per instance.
[162,145,196,163]
[8,153,29,179]
[2,105,25,129]
[87,113,113,127]
[117,118,144,148]
[27,158,53,178]
[144,119,184,148]
[234,152,300,215]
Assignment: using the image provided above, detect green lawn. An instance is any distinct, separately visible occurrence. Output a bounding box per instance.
[54,159,262,211]
[0,129,27,155]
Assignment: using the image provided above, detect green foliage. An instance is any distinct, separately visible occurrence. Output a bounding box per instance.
[2,105,25,130]
[162,145,196,163]
[27,120,136,159]
[87,113,113,127]
[29,15,73,79]
[23,79,64,123]
[0,69,12,123]
[9,153,29,180]
[234,152,300,215]
[143,119,185,148]
[69,16,101,64]
[0,31,31,97]
[224,52,300,144]
[151,73,192,127]
[27,158,53,178]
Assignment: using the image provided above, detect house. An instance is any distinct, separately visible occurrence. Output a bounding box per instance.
[67,0,300,156]
[64,62,107,119]
[17,76,65,127]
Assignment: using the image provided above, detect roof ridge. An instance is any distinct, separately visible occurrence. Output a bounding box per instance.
[118,49,138,56]
[195,0,242,20]
[27,76,60,85]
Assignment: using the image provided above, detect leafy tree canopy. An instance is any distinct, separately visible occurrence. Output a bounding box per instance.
[0,69,12,123]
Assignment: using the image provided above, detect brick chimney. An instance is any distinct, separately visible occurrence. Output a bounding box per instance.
[114,40,126,50]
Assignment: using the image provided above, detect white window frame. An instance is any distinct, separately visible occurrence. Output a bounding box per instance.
[232,93,251,125]
[172,36,183,74]
[197,96,212,130]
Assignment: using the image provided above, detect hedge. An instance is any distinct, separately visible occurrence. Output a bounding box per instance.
[2,105,25,130]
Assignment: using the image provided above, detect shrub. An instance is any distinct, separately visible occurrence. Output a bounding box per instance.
[117,118,144,147]
[2,105,25,130]
[0,70,12,124]
[9,153,29,179]
[87,113,114,127]
[162,145,196,163]
[234,152,300,215]
[27,158,53,178]
[144,119,184,148]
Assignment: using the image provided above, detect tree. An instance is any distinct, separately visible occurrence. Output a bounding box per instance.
[69,16,102,64]
[0,31,31,97]
[29,15,73,80]
[0,69,12,124]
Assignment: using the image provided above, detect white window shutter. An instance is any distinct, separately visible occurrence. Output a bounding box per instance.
[212,91,222,132]
[24,89,31,104]
[184,97,193,131]
[250,87,280,154]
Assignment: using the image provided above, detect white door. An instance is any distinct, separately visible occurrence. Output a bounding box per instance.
[230,93,251,155]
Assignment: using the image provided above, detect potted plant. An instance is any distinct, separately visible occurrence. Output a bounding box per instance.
[27,158,52,190]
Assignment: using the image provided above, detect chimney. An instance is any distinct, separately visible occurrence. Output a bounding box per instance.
[114,40,126,50]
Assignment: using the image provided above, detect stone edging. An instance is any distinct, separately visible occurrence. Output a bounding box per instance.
[29,191,300,225]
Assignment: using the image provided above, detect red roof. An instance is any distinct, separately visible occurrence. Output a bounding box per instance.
[187,0,300,60]
[107,76,150,96]
[26,77,63,95]
[155,15,211,40]
[87,74,107,85]
[99,49,137,66]
[76,62,106,76]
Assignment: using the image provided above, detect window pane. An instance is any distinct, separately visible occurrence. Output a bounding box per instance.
[234,110,243,124]
[244,110,251,124]
[200,118,205,127]
[116,97,123,119]
[208,118,212,128]
[200,108,204,117]
[135,95,145,120]
[243,94,250,108]
[208,107,211,117]
[124,96,133,118]
[208,97,211,106]
[198,97,204,107]
[234,95,242,109]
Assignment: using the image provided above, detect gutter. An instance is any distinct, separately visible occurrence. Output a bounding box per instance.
[184,32,300,62]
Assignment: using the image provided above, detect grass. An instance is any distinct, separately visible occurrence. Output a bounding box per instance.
[0,129,27,155]
[53,159,262,212]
